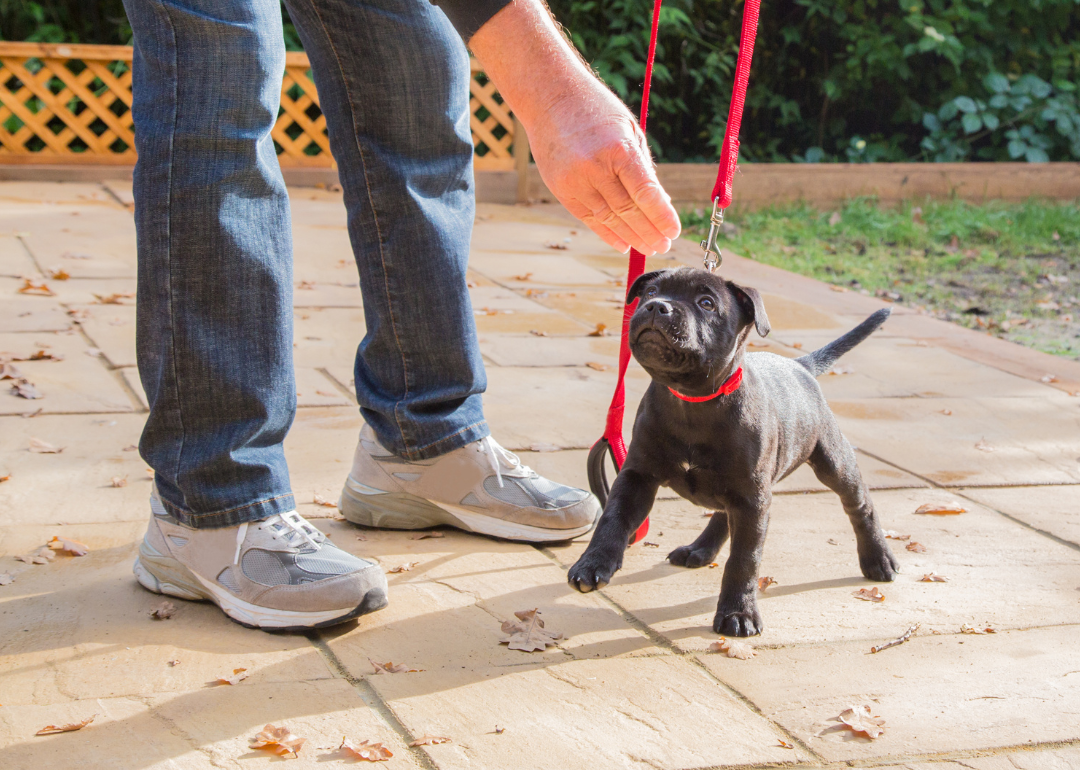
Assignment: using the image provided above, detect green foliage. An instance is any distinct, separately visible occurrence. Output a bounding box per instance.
[0,0,131,44]
[548,0,1080,162]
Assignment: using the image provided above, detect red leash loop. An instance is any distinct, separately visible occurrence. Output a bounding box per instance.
[589,0,759,545]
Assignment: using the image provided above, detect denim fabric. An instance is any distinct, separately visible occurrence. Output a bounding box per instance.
[123,0,489,528]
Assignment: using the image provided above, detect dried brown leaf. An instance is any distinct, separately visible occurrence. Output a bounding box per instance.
[882,530,910,541]
[777,739,795,749]
[410,531,445,540]
[960,624,996,635]
[587,323,608,337]
[835,704,885,739]
[28,350,62,361]
[0,361,23,380]
[313,492,336,507]
[512,273,533,281]
[111,476,129,488]
[528,329,548,337]
[920,572,948,582]
[370,660,423,674]
[93,292,135,305]
[853,587,885,602]
[216,667,249,685]
[340,737,392,761]
[29,437,63,454]
[528,442,562,452]
[544,242,568,250]
[409,735,451,747]
[0,474,10,483]
[11,379,42,399]
[906,541,927,553]
[250,724,305,757]
[500,608,564,652]
[709,638,756,660]
[757,576,777,592]
[167,659,180,667]
[150,600,176,620]
[48,536,89,556]
[15,547,55,565]
[975,438,996,453]
[585,361,609,371]
[914,502,966,515]
[642,540,660,547]
[18,279,54,297]
[48,268,71,281]
[0,572,14,586]
[387,561,420,574]
[35,714,96,736]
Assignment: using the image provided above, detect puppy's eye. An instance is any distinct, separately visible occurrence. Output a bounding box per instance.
[698,296,716,310]
[645,286,658,298]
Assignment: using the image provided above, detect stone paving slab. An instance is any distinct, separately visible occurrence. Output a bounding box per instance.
[0,298,72,333]
[0,233,38,276]
[546,488,1080,649]
[959,485,1080,549]
[700,624,1080,763]
[12,208,136,279]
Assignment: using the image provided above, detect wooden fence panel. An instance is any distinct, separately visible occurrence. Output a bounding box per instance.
[0,42,521,171]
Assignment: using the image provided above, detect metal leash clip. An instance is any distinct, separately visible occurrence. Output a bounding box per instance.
[699,198,724,272]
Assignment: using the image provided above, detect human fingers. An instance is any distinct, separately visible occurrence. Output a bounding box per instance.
[562,197,631,253]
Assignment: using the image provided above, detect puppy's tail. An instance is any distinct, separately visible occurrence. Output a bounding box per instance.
[796,307,892,377]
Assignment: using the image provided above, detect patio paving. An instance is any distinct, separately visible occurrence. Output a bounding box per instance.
[1,180,1079,770]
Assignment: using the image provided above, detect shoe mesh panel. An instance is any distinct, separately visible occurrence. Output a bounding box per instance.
[216,567,241,593]
[531,476,589,504]
[242,549,292,586]
[483,476,538,507]
[295,550,361,577]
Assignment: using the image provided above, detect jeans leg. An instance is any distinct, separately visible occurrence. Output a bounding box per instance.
[283,0,489,460]
[124,0,297,527]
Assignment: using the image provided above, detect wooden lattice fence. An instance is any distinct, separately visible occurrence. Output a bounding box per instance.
[0,42,523,172]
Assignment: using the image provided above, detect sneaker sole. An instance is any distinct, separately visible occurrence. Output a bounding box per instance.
[133,543,388,631]
[339,476,599,543]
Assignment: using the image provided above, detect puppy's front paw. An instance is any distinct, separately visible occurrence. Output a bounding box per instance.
[714,594,763,637]
[860,543,900,582]
[568,551,621,593]
[667,544,718,569]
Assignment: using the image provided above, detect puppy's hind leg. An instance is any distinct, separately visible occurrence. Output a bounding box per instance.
[668,510,729,568]
[808,427,898,582]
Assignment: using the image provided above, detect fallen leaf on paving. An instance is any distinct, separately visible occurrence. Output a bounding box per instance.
[882,530,911,541]
[710,638,756,660]
[340,737,392,761]
[853,587,885,602]
[828,364,855,375]
[18,279,54,296]
[11,379,43,399]
[48,536,89,556]
[920,573,948,582]
[150,601,176,620]
[122,444,138,452]
[906,541,927,553]
[387,562,420,574]
[410,531,444,540]
[1040,374,1058,384]
[28,350,62,361]
[356,534,368,541]
[250,724,305,758]
[834,704,885,739]
[313,493,336,507]
[15,547,55,565]
[827,538,839,545]
[588,323,608,337]
[216,668,249,685]
[975,439,996,452]
[370,660,423,674]
[870,623,920,653]
[642,541,659,547]
[544,242,568,250]
[777,739,795,749]
[111,476,129,488]
[528,442,561,452]
[512,273,533,281]
[29,438,63,453]
[0,361,23,380]
[528,329,548,337]
[585,361,609,371]
[758,576,777,591]
[409,735,451,747]
[48,268,71,281]
[708,562,719,568]
[791,342,803,349]
[0,573,14,586]
[35,714,96,736]
[93,292,136,305]
[167,660,180,667]
[941,408,953,415]
[500,608,564,652]
[0,474,10,483]
[914,502,966,515]
[960,624,996,635]
[494,725,506,734]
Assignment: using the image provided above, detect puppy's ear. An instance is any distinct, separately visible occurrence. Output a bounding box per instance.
[626,270,665,303]
[727,281,771,337]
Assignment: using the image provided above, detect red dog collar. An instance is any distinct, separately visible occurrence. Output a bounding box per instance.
[667,367,743,403]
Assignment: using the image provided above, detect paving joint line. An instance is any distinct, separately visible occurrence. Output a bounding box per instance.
[305,630,440,770]
[856,448,1080,552]
[533,544,825,764]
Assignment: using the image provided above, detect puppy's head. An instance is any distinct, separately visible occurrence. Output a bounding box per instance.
[626,268,769,393]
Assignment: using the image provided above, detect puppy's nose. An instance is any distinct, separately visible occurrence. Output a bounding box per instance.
[644,299,672,315]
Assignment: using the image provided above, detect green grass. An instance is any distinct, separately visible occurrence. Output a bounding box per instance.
[682,197,1080,361]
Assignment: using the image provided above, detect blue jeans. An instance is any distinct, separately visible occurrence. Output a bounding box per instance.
[123,0,489,528]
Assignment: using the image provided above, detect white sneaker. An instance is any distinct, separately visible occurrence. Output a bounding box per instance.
[339,425,601,542]
[134,490,388,630]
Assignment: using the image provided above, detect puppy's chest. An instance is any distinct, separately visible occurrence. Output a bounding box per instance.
[657,447,740,505]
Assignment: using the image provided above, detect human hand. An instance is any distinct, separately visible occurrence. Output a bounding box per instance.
[526,81,681,255]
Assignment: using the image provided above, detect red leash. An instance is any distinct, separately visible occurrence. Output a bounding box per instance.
[586,0,760,544]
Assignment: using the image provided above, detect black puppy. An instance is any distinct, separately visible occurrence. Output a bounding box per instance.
[568,267,899,637]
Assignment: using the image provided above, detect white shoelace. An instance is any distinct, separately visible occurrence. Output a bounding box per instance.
[476,436,534,488]
[232,511,321,565]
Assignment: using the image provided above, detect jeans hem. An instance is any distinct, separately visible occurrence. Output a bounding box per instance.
[404,420,489,461]
[159,491,297,529]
